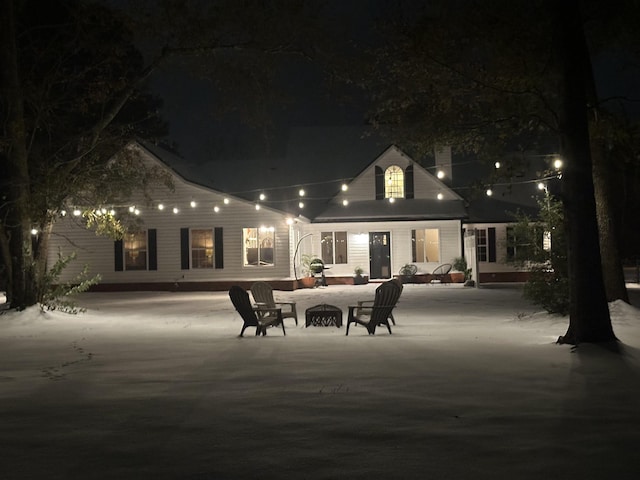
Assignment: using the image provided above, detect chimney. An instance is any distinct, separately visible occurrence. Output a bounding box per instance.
[434,145,452,182]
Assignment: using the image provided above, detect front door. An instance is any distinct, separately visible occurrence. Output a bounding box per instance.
[369,231,391,279]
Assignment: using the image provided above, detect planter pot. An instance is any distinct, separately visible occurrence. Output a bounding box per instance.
[399,275,416,284]
[297,277,316,289]
[353,275,368,285]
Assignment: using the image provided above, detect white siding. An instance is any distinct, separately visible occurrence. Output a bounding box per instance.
[48,150,293,285]
[299,220,462,277]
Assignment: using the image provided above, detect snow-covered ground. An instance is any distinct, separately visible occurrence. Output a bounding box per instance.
[1,283,640,479]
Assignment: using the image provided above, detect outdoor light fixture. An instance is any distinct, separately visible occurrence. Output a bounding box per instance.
[128,206,135,213]
[437,170,445,179]
[286,217,294,225]
[60,210,67,216]
[299,189,305,196]
[190,200,197,208]
[495,161,501,169]
[486,189,493,196]
[100,208,107,214]
[341,184,348,191]
[73,209,81,216]
[158,204,165,210]
[30,228,38,235]
[259,193,266,201]
[342,199,349,206]
[537,182,546,191]
[172,207,178,214]
[437,192,444,200]
[134,209,141,215]
[213,206,220,213]
[109,209,116,216]
[554,158,563,170]
[255,204,261,210]
[223,198,230,204]
[389,197,395,203]
[298,201,304,208]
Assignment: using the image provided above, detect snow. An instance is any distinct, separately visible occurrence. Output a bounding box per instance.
[1,283,640,479]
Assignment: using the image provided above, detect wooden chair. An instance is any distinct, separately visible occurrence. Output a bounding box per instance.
[229,286,286,337]
[250,281,298,326]
[346,280,401,335]
[356,277,403,325]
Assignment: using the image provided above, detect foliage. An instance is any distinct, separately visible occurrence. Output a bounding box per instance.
[452,256,472,281]
[508,194,569,315]
[399,263,417,276]
[300,254,322,277]
[354,266,364,276]
[39,251,101,314]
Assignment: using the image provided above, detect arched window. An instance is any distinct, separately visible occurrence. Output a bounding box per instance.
[385,165,404,198]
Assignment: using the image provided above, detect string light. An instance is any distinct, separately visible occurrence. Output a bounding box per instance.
[213,206,220,213]
[259,193,266,201]
[190,200,197,208]
[341,184,348,191]
[158,204,165,210]
[298,189,305,197]
[437,193,444,200]
[486,189,493,196]
[342,199,349,206]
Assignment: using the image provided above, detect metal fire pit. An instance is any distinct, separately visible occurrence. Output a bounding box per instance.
[305,304,343,327]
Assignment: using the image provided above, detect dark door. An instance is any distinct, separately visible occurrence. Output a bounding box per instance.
[369,231,391,279]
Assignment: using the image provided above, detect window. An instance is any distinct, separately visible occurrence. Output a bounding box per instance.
[243,227,274,266]
[124,231,147,270]
[321,231,348,264]
[477,229,487,262]
[385,165,404,198]
[507,226,546,261]
[191,229,214,268]
[411,229,440,263]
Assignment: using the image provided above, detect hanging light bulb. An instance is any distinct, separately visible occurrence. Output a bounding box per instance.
[190,200,197,208]
[158,203,165,210]
[437,170,445,179]
[486,189,493,196]
[494,161,501,169]
[299,189,305,197]
[172,207,179,214]
[213,206,220,213]
[437,192,444,200]
[342,199,349,206]
[341,184,348,191]
[223,198,230,204]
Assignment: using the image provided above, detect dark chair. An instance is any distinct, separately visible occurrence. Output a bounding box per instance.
[356,277,403,325]
[346,280,401,335]
[229,286,286,337]
[250,281,298,326]
[431,263,453,283]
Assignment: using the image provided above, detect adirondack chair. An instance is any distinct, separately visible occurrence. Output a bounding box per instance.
[250,281,298,326]
[229,286,286,337]
[346,280,401,335]
[355,277,403,325]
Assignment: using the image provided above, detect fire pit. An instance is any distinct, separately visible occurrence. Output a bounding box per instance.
[305,304,343,327]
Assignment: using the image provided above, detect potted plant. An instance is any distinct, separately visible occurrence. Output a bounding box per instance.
[398,263,418,284]
[298,254,321,288]
[353,266,368,285]
[453,256,474,286]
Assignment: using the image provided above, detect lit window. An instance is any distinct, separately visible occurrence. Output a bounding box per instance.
[321,231,348,264]
[385,165,404,198]
[191,229,214,269]
[124,231,147,270]
[243,227,275,266]
[411,229,440,263]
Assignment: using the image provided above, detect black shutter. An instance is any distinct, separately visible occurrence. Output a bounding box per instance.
[148,229,157,271]
[375,166,384,200]
[114,240,123,271]
[180,228,190,270]
[405,165,414,199]
[488,227,496,263]
[214,227,224,269]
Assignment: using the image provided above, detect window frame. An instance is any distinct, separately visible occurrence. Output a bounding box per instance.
[384,165,404,199]
[243,227,275,267]
[124,230,147,271]
[411,228,441,263]
[321,231,348,265]
[191,228,215,269]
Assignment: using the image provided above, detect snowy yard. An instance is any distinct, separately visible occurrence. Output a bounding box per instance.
[1,283,640,479]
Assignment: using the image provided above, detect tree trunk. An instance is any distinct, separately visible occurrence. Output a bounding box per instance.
[0,0,36,309]
[554,0,615,344]
[590,136,629,303]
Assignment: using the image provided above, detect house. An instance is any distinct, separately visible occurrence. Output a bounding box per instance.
[48,131,552,291]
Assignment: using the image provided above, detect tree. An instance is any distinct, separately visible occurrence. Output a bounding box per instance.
[356,0,637,343]
[1,0,319,309]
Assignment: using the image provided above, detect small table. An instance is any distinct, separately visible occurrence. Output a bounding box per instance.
[305,304,343,327]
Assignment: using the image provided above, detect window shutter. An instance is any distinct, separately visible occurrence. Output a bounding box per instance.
[405,165,414,199]
[214,227,224,269]
[180,228,190,270]
[148,229,157,271]
[488,227,496,263]
[114,240,123,271]
[375,166,384,200]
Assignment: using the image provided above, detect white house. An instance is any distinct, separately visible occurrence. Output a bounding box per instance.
[49,134,547,291]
